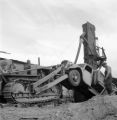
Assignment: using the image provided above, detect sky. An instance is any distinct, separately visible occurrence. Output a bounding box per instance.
[1,0,117,77]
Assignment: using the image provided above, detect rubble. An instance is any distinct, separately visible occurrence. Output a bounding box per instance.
[0,95,117,120]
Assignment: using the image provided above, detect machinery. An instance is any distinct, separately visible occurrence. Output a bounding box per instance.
[0,22,117,105]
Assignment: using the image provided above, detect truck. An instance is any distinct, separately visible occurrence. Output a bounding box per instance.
[0,22,117,105]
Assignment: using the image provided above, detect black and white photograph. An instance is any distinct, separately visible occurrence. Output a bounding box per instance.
[0,0,117,120]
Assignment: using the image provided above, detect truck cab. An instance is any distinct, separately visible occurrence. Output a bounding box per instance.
[66,63,106,102]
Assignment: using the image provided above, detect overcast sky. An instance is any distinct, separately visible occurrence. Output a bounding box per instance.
[1,0,117,77]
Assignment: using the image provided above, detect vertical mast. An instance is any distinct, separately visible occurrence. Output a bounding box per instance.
[82,22,98,69]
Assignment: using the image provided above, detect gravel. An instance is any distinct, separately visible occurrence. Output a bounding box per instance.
[0,95,117,120]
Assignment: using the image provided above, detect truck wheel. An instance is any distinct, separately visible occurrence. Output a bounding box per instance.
[68,70,81,87]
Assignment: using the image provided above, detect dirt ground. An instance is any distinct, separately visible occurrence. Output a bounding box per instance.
[0,95,117,120]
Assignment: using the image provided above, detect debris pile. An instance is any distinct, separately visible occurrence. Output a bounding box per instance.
[0,95,117,120]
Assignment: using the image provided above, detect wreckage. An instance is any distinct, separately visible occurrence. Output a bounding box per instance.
[0,22,117,105]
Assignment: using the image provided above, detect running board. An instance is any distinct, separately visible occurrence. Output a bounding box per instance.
[88,88,99,95]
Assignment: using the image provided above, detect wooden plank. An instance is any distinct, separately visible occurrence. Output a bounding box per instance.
[33,66,62,88]
[35,74,68,94]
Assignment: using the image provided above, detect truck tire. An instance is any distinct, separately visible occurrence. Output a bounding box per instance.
[68,70,81,87]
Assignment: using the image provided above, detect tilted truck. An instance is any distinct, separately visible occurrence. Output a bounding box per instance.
[0,22,117,105]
